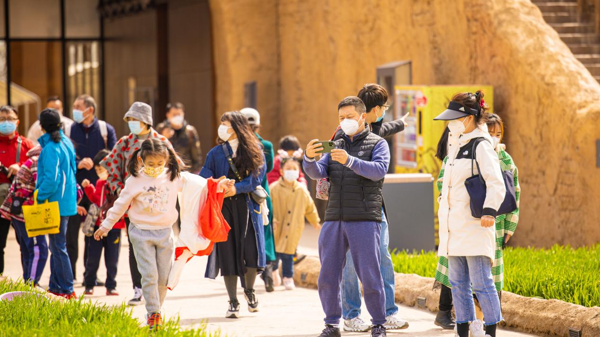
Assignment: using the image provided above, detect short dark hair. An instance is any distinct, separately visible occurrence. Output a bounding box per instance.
[279,135,301,152]
[76,94,97,114]
[357,84,388,113]
[0,105,18,118]
[47,96,61,103]
[93,149,111,167]
[167,102,185,112]
[337,96,366,114]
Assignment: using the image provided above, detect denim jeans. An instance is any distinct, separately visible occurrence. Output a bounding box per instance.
[448,256,503,325]
[48,217,74,295]
[275,253,294,278]
[12,219,48,285]
[341,211,397,319]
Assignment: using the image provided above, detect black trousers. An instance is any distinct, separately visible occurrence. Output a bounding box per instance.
[0,217,11,275]
[67,196,91,279]
[125,219,142,289]
[84,229,121,290]
[439,284,453,311]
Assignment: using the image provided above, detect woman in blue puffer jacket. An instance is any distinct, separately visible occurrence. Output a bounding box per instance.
[36,108,78,299]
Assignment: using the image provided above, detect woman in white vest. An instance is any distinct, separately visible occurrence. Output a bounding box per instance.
[433,91,505,337]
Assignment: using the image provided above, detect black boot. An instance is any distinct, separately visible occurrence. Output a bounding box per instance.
[434,310,456,330]
[371,324,387,337]
[261,263,274,292]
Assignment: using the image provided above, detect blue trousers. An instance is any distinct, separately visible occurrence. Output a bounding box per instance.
[48,217,74,295]
[342,212,397,319]
[318,221,385,326]
[275,253,294,278]
[11,219,48,285]
[84,228,121,290]
[448,256,503,325]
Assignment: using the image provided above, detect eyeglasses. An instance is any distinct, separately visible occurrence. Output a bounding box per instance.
[381,105,390,112]
[0,118,18,122]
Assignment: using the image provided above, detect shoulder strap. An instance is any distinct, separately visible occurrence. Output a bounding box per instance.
[15,137,22,162]
[221,143,242,181]
[99,120,108,149]
[470,138,486,183]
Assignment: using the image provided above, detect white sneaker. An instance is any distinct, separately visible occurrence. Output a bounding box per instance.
[343,316,370,332]
[283,277,295,290]
[273,271,282,287]
[385,313,409,330]
[470,320,487,337]
[128,287,145,306]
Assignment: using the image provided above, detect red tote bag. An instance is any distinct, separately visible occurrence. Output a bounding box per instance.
[199,179,230,243]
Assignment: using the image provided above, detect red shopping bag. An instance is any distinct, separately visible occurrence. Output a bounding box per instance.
[199,179,230,243]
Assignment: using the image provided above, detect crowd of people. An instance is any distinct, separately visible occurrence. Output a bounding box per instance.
[0,83,519,337]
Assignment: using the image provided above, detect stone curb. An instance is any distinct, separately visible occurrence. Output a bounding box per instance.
[293,256,600,337]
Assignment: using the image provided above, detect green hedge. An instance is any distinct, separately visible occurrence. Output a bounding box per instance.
[391,244,600,308]
[0,279,220,337]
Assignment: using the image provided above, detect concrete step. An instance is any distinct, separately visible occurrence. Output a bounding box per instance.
[551,22,594,33]
[560,33,600,44]
[542,12,578,23]
[537,2,578,14]
[575,54,600,64]
[569,44,600,54]
[585,64,600,76]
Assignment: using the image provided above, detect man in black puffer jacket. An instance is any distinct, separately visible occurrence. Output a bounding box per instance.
[304,96,390,337]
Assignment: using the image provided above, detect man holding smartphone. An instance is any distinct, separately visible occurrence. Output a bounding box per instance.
[335,84,410,332]
[304,96,390,337]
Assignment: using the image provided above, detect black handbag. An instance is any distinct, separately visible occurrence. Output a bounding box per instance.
[464,138,517,219]
[221,144,268,204]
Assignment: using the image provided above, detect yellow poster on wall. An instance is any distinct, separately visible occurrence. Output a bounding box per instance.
[393,85,494,245]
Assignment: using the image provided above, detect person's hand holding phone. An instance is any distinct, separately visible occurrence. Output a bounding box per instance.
[306,139,324,159]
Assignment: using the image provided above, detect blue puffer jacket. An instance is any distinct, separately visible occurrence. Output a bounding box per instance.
[200,141,267,278]
[36,131,78,217]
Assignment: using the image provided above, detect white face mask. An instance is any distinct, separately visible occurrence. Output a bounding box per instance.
[492,136,501,149]
[448,118,467,135]
[340,117,363,136]
[218,125,232,141]
[283,169,299,182]
[169,115,184,127]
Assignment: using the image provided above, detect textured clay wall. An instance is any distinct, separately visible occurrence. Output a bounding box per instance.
[209,0,600,247]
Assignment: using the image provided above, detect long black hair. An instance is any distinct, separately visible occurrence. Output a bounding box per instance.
[220,111,264,177]
[127,138,182,181]
[435,127,450,161]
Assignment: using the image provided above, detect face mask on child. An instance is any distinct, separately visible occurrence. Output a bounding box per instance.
[98,171,109,181]
[283,169,300,182]
[142,162,165,178]
[128,121,144,135]
[492,136,501,149]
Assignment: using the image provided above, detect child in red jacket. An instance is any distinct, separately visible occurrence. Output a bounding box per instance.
[81,149,125,296]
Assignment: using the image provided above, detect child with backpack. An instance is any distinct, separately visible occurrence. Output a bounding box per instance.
[81,149,125,296]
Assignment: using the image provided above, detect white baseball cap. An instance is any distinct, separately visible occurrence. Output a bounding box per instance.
[240,107,260,126]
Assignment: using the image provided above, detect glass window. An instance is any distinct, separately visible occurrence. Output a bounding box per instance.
[9,0,61,38]
[0,0,5,38]
[10,41,62,135]
[0,41,7,106]
[67,41,102,115]
[66,0,100,38]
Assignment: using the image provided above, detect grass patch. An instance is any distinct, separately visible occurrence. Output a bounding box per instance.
[0,279,220,337]
[391,244,600,307]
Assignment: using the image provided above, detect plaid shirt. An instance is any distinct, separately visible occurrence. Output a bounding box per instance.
[435,147,521,291]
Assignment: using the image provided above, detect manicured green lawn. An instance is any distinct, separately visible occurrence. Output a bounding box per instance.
[391,244,600,307]
[0,279,220,337]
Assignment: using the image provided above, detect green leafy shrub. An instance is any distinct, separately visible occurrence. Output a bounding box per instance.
[391,245,600,307]
[0,279,220,337]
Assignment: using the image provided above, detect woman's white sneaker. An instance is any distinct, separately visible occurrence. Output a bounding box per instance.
[343,316,371,332]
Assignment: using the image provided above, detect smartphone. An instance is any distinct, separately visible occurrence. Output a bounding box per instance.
[316,141,335,154]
